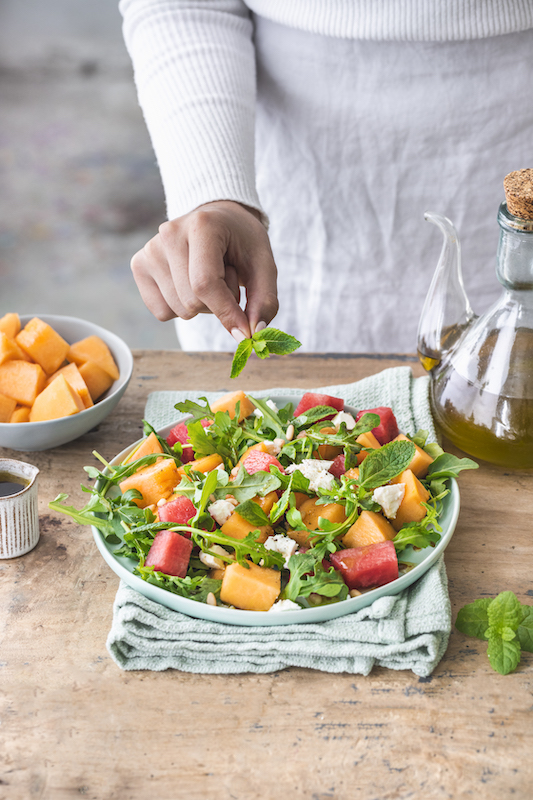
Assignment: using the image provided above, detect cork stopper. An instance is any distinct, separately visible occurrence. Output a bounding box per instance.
[503,169,533,220]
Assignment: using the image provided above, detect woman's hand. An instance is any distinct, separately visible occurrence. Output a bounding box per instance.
[130,200,279,341]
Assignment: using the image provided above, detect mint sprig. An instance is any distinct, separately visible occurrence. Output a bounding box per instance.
[230,327,301,378]
[455,591,533,675]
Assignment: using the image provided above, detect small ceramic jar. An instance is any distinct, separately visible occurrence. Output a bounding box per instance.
[0,458,40,558]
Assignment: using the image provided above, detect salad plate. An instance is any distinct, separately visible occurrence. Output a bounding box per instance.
[91,395,461,627]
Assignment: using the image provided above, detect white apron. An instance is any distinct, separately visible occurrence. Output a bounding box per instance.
[176,17,533,353]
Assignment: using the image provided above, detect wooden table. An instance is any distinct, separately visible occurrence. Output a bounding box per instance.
[1,352,532,800]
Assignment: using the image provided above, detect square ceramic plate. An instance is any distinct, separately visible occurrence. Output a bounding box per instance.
[92,395,459,626]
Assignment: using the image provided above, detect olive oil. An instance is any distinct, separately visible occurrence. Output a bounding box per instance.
[429,328,533,469]
[0,471,29,497]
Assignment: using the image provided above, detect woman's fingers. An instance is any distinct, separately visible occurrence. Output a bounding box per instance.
[129,201,279,339]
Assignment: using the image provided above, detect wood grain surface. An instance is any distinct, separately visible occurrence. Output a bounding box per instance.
[1,351,532,800]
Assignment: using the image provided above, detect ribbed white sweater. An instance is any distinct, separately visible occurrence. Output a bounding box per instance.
[120,0,533,223]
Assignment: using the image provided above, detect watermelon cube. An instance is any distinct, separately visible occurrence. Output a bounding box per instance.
[355,406,399,444]
[293,392,344,419]
[145,529,193,577]
[328,454,346,479]
[330,540,398,590]
[166,417,212,462]
[241,449,285,475]
[158,495,197,536]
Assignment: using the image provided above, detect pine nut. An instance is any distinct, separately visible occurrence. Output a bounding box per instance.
[206,593,217,606]
[286,424,295,441]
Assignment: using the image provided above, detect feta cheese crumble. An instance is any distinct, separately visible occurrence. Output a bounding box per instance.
[263,534,298,566]
[253,399,279,417]
[372,483,405,519]
[208,498,236,526]
[285,459,336,492]
[332,411,356,430]
[268,599,301,612]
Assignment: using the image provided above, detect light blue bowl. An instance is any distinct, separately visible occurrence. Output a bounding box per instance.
[0,314,133,452]
[92,395,460,626]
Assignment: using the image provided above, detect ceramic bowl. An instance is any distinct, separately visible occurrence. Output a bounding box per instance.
[92,395,460,627]
[0,314,133,452]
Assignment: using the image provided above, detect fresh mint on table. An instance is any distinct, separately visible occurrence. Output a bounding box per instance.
[230,327,301,378]
[455,591,533,675]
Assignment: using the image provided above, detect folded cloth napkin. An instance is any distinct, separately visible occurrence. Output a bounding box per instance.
[106,366,451,676]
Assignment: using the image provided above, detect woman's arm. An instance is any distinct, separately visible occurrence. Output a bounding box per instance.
[120,0,278,338]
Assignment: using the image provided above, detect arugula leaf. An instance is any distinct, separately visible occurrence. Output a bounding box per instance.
[173,397,214,423]
[49,493,118,540]
[426,453,478,480]
[230,327,301,378]
[248,395,287,439]
[282,537,347,603]
[192,527,284,570]
[135,567,223,603]
[189,469,219,528]
[358,440,416,490]
[292,406,341,427]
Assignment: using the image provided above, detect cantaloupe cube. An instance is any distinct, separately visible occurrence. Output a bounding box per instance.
[0,331,28,366]
[220,561,281,611]
[29,373,85,422]
[220,510,273,544]
[344,467,360,481]
[292,491,309,509]
[67,335,119,381]
[0,312,21,339]
[177,453,223,476]
[342,509,396,549]
[211,568,226,581]
[119,458,180,508]
[123,431,164,464]
[300,497,347,529]
[0,392,17,422]
[392,433,434,478]
[390,469,430,531]
[46,362,94,409]
[10,405,30,423]
[286,496,347,547]
[356,431,382,464]
[314,426,344,460]
[78,360,114,401]
[0,360,46,406]
[253,490,278,515]
[16,317,70,375]
[211,390,255,421]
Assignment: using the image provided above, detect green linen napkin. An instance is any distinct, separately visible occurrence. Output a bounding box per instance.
[106,366,451,677]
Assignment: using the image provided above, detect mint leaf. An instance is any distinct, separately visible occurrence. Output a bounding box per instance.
[230,327,301,378]
[358,440,415,490]
[486,633,521,676]
[252,327,301,355]
[230,338,254,378]
[234,499,270,528]
[455,598,492,639]
[487,590,523,633]
[517,606,533,652]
